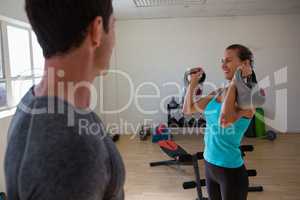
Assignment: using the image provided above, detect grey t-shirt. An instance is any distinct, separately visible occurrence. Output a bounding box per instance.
[4,87,125,200]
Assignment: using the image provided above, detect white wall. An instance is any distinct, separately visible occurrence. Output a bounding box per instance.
[0,0,27,22]
[0,116,11,192]
[101,14,300,133]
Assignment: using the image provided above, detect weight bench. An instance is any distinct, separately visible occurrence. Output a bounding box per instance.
[150,140,263,200]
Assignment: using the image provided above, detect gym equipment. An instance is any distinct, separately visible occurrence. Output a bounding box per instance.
[168,117,179,128]
[188,117,197,127]
[138,125,151,141]
[178,117,186,127]
[244,108,277,141]
[183,169,263,192]
[150,140,264,200]
[150,140,207,200]
[265,130,277,141]
[169,97,179,109]
[255,108,266,138]
[156,123,168,134]
[150,140,191,166]
[108,133,120,142]
[111,134,120,142]
[197,118,206,128]
[152,125,171,143]
[245,116,256,138]
[167,97,181,128]
[234,69,266,109]
[0,193,7,200]
[259,130,277,141]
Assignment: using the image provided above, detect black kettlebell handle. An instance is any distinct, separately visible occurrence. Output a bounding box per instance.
[184,70,206,86]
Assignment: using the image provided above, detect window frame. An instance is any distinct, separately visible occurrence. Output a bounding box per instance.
[0,24,4,79]
[0,17,43,112]
[0,22,7,109]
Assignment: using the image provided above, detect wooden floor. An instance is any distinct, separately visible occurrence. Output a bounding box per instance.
[116,133,300,200]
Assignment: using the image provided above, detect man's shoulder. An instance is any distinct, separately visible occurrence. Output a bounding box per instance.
[22,112,109,163]
[11,94,107,155]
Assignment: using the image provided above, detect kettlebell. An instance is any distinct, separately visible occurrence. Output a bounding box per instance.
[184,68,206,87]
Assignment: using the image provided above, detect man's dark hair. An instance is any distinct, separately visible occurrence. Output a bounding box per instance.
[25,0,113,58]
[227,44,257,83]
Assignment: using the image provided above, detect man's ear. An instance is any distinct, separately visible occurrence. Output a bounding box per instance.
[89,16,103,48]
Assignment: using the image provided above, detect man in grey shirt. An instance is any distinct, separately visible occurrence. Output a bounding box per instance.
[5,0,125,199]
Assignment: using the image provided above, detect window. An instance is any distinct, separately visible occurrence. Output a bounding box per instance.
[0,25,7,109]
[7,25,32,77]
[32,32,44,76]
[0,19,44,111]
[0,32,3,79]
[12,79,33,105]
[0,82,7,108]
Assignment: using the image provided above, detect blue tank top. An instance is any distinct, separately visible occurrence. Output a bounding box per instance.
[203,97,251,168]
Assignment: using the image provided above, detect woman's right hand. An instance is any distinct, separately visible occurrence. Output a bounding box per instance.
[189,67,204,85]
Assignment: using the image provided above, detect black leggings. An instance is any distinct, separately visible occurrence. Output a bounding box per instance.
[204,160,249,200]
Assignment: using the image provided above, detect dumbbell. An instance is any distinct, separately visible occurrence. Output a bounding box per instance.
[169,97,179,109]
[139,125,148,141]
[188,118,197,127]
[139,125,152,141]
[178,117,185,127]
[169,117,179,128]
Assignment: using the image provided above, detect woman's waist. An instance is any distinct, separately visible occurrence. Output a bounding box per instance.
[204,147,244,168]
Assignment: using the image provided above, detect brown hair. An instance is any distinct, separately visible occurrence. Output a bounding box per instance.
[226,44,257,84]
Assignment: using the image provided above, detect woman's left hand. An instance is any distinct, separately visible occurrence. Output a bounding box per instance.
[238,60,253,78]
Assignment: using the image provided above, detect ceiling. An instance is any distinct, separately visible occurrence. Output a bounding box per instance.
[113,0,300,20]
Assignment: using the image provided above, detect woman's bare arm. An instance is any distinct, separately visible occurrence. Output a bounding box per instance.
[221,64,256,127]
[220,82,255,127]
[182,81,218,115]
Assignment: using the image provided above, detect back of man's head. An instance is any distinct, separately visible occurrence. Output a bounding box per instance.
[25,0,113,59]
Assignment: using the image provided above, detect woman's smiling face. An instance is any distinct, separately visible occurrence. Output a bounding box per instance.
[221,49,244,80]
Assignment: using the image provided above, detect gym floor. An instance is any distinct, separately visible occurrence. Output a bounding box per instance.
[116,133,300,200]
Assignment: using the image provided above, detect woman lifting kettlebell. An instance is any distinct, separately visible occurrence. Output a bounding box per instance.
[183,44,265,200]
